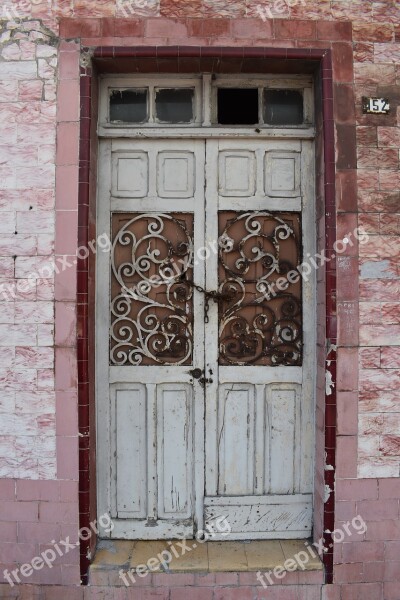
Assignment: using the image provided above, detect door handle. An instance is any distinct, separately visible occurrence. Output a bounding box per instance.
[189,368,203,379]
[188,368,213,386]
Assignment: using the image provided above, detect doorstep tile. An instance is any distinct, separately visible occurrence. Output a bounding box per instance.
[168,540,209,572]
[208,541,248,571]
[245,540,285,570]
[280,540,323,570]
[130,540,167,571]
[91,540,134,568]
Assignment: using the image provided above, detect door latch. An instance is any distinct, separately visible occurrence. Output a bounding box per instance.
[188,368,203,379]
[188,368,213,386]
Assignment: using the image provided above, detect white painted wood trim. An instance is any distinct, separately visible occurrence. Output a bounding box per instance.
[218,197,302,211]
[299,139,316,494]
[206,531,311,541]
[202,74,212,127]
[192,141,207,533]
[111,521,194,540]
[204,494,313,506]
[204,139,220,497]
[96,139,113,532]
[218,366,303,384]
[98,126,316,139]
[109,367,197,383]
[254,384,265,495]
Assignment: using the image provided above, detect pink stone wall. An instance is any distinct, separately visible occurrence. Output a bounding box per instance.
[0,20,58,480]
[0,0,399,596]
[0,16,81,588]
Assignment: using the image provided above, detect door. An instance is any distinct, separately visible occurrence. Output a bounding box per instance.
[203,139,315,539]
[96,136,315,540]
[97,139,206,539]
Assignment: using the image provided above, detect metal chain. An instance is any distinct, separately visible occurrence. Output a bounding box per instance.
[204,296,210,324]
[181,278,232,324]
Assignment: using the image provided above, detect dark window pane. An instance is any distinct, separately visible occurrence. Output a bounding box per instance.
[110,89,148,123]
[155,88,194,123]
[217,88,259,125]
[263,89,303,125]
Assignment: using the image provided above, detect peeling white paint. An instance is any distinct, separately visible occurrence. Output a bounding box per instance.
[80,47,94,68]
[324,484,332,503]
[326,340,337,356]
[324,451,334,471]
[325,370,334,395]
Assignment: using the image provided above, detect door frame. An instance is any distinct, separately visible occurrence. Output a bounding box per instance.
[76,46,337,583]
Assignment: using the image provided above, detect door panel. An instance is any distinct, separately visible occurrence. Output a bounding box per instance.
[157,384,193,519]
[266,384,301,495]
[113,384,147,519]
[265,150,300,197]
[204,495,312,539]
[112,151,149,197]
[157,151,195,198]
[218,150,256,197]
[217,383,256,495]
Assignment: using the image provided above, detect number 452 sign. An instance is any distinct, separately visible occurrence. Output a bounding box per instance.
[362,97,390,114]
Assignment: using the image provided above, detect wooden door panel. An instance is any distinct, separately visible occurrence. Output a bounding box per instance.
[266,384,301,495]
[157,151,195,198]
[218,150,256,197]
[157,384,193,519]
[214,382,302,502]
[217,383,255,495]
[204,494,312,540]
[113,385,147,519]
[112,151,149,198]
[265,150,301,197]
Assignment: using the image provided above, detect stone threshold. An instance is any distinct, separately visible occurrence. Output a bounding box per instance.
[89,539,323,585]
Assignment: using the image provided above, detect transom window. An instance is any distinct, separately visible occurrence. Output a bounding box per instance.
[100,75,313,128]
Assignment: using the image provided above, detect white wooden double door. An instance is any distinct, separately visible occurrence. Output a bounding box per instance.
[96,136,315,540]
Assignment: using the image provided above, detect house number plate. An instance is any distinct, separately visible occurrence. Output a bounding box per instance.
[362,97,390,114]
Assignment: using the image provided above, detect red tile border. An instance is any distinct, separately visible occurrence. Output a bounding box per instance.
[77,71,92,585]
[322,50,337,583]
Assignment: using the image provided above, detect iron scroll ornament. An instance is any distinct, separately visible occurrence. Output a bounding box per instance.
[110,213,194,366]
[217,211,302,367]
[110,211,302,367]
[183,211,302,366]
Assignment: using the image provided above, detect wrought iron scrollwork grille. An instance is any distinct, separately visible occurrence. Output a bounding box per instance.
[109,210,303,368]
[217,211,303,367]
[110,212,194,366]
